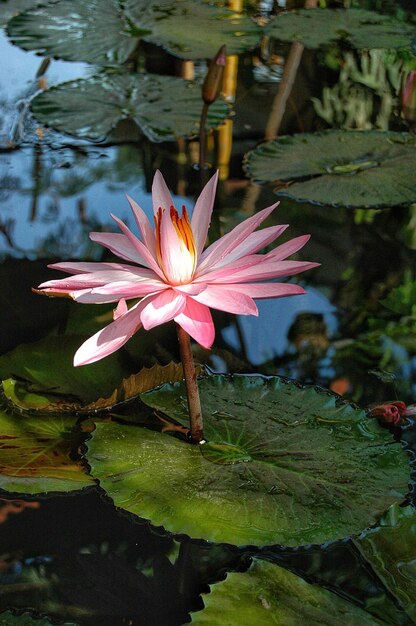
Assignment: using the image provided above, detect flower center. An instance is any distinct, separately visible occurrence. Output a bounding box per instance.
[155,205,197,284]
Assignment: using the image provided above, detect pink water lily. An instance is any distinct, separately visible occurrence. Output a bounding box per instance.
[37,171,318,366]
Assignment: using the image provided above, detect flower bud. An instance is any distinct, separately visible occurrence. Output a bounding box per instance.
[202,45,227,105]
[402,70,416,125]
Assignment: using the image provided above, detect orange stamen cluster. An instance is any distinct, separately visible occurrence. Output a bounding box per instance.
[170,206,196,261]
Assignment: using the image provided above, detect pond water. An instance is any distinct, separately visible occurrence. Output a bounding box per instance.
[0,1,415,624]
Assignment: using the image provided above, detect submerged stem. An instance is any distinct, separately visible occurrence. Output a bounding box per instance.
[176,324,204,443]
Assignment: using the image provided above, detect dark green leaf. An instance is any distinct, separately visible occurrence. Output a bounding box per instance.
[354,505,416,623]
[245,131,416,208]
[125,0,262,59]
[191,558,386,625]
[7,0,137,65]
[31,72,230,142]
[0,335,127,403]
[86,375,409,546]
[266,9,414,50]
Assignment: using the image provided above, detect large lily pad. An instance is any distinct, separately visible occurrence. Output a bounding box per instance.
[191,558,386,625]
[266,9,414,50]
[125,0,262,60]
[86,375,409,546]
[7,0,261,64]
[0,407,93,493]
[31,72,229,142]
[0,613,62,626]
[353,505,416,623]
[0,335,127,404]
[244,131,416,208]
[7,0,137,65]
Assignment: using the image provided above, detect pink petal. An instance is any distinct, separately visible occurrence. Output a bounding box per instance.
[140,289,186,330]
[73,299,147,366]
[206,260,320,284]
[173,283,207,296]
[113,299,128,319]
[197,202,279,274]
[126,194,156,256]
[38,269,138,291]
[90,232,153,266]
[48,261,139,275]
[206,224,288,271]
[265,234,311,261]
[152,170,175,215]
[111,214,165,279]
[190,171,218,256]
[92,279,167,298]
[222,282,306,298]
[174,299,215,349]
[191,285,258,316]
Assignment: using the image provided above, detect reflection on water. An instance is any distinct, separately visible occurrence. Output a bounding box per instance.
[0,0,415,624]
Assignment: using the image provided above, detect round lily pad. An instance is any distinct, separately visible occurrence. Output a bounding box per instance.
[125,0,262,60]
[244,131,416,208]
[0,407,93,494]
[191,558,385,625]
[354,505,416,624]
[86,375,409,546]
[7,0,137,65]
[30,72,230,143]
[266,9,414,50]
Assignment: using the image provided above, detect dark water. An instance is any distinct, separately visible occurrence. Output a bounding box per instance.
[0,0,416,624]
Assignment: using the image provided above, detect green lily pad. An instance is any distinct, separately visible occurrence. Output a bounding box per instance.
[191,558,386,625]
[0,406,93,493]
[1,363,194,414]
[86,375,409,546]
[266,9,414,50]
[31,72,230,143]
[125,0,262,60]
[0,335,127,404]
[7,0,261,64]
[0,613,55,626]
[354,505,416,623]
[7,0,137,65]
[244,131,416,208]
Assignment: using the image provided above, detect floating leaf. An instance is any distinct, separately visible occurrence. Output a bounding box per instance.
[2,363,200,414]
[31,72,229,142]
[86,375,409,546]
[266,9,414,50]
[0,406,93,494]
[125,0,262,60]
[245,131,416,208]
[0,613,60,626]
[0,335,128,404]
[354,505,416,623]
[7,0,137,65]
[191,558,385,625]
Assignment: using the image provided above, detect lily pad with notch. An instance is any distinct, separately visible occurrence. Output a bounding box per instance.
[86,375,410,547]
[191,558,386,625]
[124,0,262,60]
[7,0,137,65]
[244,131,416,208]
[0,406,93,494]
[30,72,230,143]
[266,8,414,50]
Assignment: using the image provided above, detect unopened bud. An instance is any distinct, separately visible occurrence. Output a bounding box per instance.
[202,45,227,105]
[402,70,416,125]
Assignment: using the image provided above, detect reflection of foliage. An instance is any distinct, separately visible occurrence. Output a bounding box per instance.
[333,273,416,404]
[312,50,407,130]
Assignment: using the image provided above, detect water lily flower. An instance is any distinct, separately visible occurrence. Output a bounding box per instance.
[37,171,318,367]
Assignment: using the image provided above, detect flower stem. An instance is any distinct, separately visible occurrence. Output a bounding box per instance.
[176,324,204,443]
